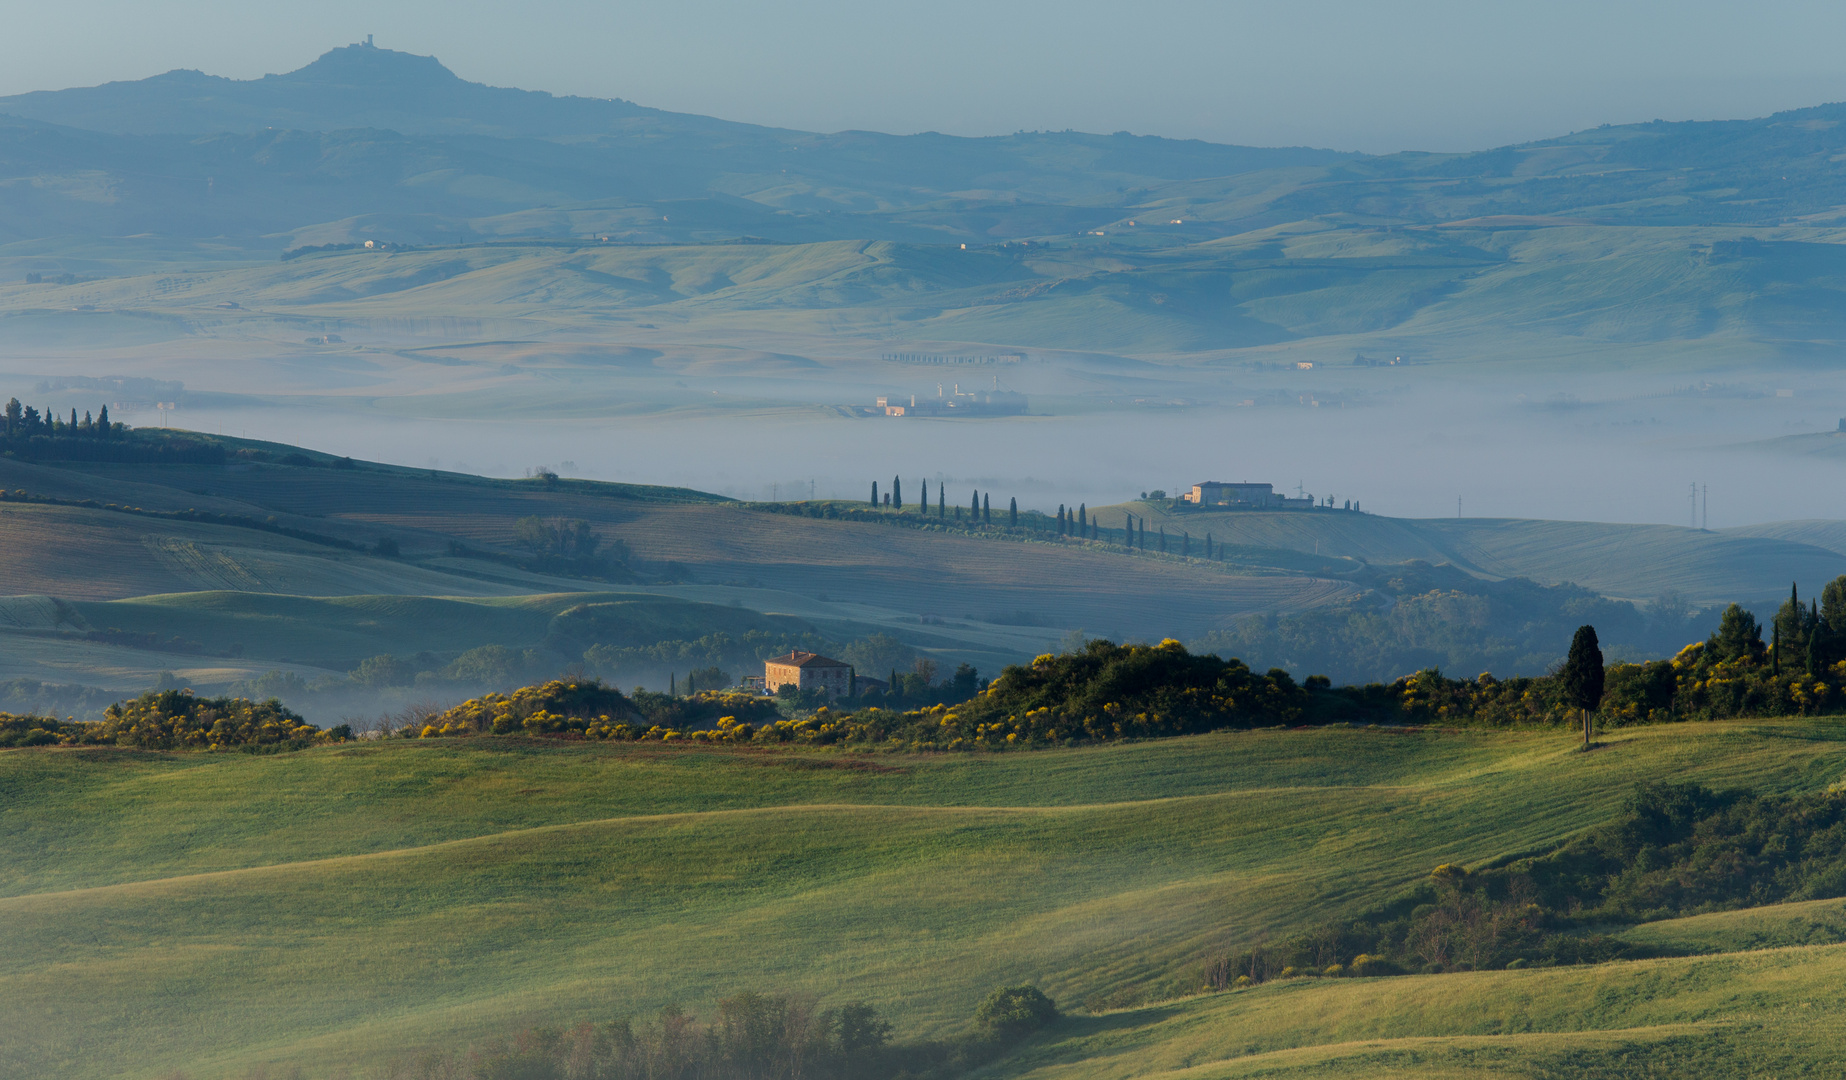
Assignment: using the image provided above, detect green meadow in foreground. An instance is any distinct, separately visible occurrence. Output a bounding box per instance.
[4,721,1846,1079]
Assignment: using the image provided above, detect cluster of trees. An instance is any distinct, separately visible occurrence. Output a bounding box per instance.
[514,515,632,578]
[0,712,91,747]
[98,690,345,750]
[579,629,842,686]
[354,986,1055,1080]
[0,678,119,722]
[1203,779,1846,987]
[398,679,638,739]
[2,398,118,439]
[1193,563,1708,685]
[1331,586,1846,729]
[1,690,352,750]
[347,645,558,690]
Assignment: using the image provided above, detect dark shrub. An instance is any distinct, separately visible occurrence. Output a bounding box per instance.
[975,985,1058,1038]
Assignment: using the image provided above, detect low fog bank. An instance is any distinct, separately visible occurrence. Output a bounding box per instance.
[116,369,1846,530]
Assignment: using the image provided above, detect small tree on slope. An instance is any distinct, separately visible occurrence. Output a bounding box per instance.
[1559,624,1605,750]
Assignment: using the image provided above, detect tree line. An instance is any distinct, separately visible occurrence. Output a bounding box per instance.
[0,404,227,464]
[180,985,1057,1080]
[1202,779,1846,986]
[3,398,118,439]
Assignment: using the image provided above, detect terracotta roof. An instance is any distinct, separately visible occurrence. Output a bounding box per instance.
[765,651,850,669]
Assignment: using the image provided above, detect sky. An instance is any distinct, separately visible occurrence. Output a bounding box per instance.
[6,0,1846,153]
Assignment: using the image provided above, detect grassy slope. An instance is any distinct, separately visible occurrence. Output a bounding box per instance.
[6,458,1359,636]
[999,945,1846,1079]
[4,721,1846,1077]
[1111,502,1846,603]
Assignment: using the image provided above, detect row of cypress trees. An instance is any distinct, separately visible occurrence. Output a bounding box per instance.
[870,476,1015,526]
[2,399,117,439]
[864,479,1242,565]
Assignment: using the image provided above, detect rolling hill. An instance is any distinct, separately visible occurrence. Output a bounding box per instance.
[2,435,1840,703]
[4,719,1846,1077]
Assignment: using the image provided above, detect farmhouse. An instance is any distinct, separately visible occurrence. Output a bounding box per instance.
[763,651,853,698]
[1183,482,1316,509]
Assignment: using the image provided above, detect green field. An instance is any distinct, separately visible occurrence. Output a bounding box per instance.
[5,719,1846,1078]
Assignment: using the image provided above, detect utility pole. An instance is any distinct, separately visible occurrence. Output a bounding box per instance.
[1689,482,1697,529]
[1702,484,1708,530]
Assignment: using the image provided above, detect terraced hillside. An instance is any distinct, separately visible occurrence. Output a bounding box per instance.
[4,720,1846,1078]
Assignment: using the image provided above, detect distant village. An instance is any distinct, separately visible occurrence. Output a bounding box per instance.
[858,380,1027,418]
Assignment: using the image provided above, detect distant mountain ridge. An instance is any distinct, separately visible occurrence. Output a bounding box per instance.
[4,41,1846,254]
[0,41,681,139]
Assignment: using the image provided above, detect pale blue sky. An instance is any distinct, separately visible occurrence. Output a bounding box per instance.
[9,0,1846,153]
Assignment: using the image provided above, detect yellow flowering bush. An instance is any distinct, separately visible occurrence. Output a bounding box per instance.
[100,689,335,750]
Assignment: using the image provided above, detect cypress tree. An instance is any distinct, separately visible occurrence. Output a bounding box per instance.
[670,673,676,696]
[97,404,109,435]
[972,490,980,520]
[983,494,990,523]
[871,481,879,506]
[893,476,902,510]
[1009,497,1017,527]
[1057,505,1065,534]
[69,408,77,433]
[1078,504,1086,535]
[1559,625,1605,749]
[940,487,946,518]
[1159,526,1167,553]
[82,410,93,431]
[1205,533,1213,559]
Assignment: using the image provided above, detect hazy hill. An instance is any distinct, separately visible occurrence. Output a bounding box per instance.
[7,41,1846,249]
[0,42,1347,247]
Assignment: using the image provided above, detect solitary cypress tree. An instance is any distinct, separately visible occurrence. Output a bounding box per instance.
[1057,505,1065,534]
[871,481,879,506]
[1559,625,1605,750]
[972,490,980,520]
[920,478,928,511]
[1009,497,1017,527]
[1078,503,1086,534]
[939,487,946,517]
[893,476,902,510]
[983,494,990,523]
